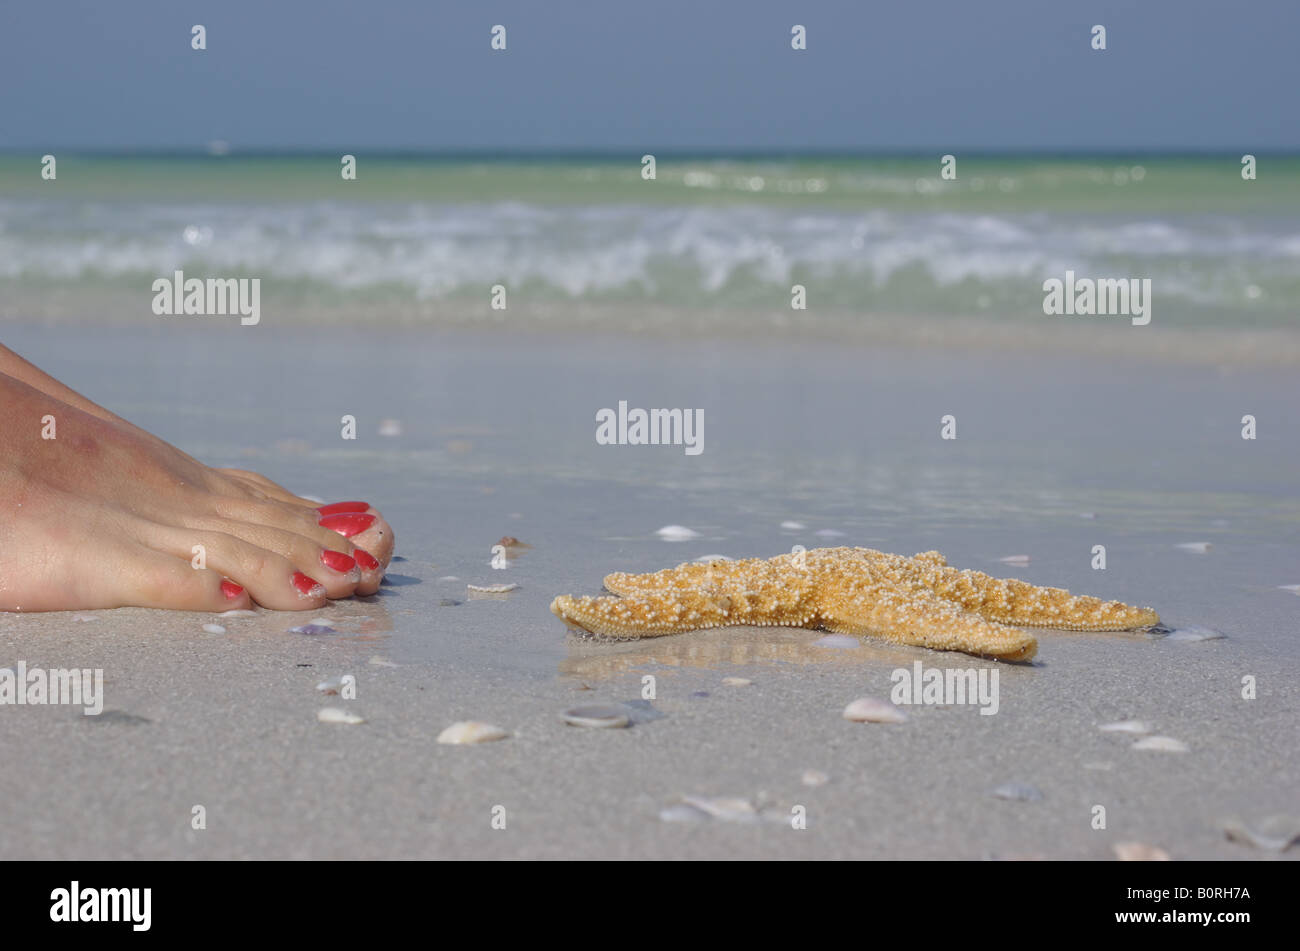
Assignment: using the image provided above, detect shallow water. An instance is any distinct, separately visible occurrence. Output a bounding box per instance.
[7,323,1296,680]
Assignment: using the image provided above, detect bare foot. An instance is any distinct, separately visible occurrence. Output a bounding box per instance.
[0,356,394,613]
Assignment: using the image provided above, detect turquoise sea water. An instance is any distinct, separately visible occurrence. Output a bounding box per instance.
[1,154,1297,329]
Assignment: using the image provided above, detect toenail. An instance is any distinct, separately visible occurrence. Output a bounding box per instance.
[221,579,244,599]
[318,513,375,537]
[316,501,370,516]
[292,571,326,598]
[354,549,380,572]
[320,549,357,574]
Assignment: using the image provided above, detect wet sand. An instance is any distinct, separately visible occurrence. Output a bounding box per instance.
[0,322,1297,859]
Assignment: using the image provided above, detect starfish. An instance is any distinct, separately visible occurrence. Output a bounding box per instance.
[550,547,1160,662]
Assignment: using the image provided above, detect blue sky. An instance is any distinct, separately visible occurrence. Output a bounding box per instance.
[1,0,1296,152]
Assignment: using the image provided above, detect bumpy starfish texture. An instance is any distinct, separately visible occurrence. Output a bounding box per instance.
[550,547,1160,662]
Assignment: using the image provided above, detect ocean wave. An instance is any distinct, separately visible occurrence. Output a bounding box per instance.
[0,199,1294,315]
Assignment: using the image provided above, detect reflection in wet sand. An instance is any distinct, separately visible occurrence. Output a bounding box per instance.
[558,626,938,681]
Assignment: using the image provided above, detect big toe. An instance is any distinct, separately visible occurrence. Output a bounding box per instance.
[316,509,396,569]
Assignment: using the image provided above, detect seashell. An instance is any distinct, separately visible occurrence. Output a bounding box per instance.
[813,634,860,649]
[991,782,1044,802]
[1175,542,1212,554]
[815,529,846,537]
[437,721,509,744]
[658,803,708,823]
[561,704,630,729]
[437,575,460,582]
[1132,736,1189,753]
[288,624,336,635]
[655,524,700,541]
[317,707,365,725]
[680,795,759,822]
[202,623,226,634]
[467,582,518,593]
[998,555,1030,566]
[1164,626,1225,642]
[308,617,333,627]
[780,521,806,530]
[692,553,733,563]
[1113,842,1170,861]
[316,675,348,694]
[722,677,752,686]
[72,614,99,622]
[377,419,402,437]
[1100,720,1151,734]
[218,609,258,618]
[842,697,908,724]
[368,656,399,667]
[1277,584,1300,595]
[801,769,829,787]
[1222,816,1300,853]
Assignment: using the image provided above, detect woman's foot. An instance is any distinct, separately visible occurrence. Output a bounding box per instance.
[0,360,395,613]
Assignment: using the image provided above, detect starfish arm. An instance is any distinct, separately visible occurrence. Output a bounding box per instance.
[603,557,771,597]
[913,562,1160,631]
[550,585,818,640]
[818,578,1038,661]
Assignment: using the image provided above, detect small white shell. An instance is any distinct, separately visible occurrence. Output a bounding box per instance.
[680,795,758,822]
[437,721,509,744]
[815,528,846,537]
[1164,626,1226,642]
[991,782,1044,802]
[467,582,519,593]
[655,524,700,541]
[780,521,806,530]
[1222,816,1300,853]
[561,705,630,729]
[658,803,708,823]
[692,554,733,563]
[1175,541,1212,554]
[377,418,402,437]
[801,769,829,787]
[72,614,99,622]
[1100,720,1151,734]
[218,609,258,618]
[317,707,365,725]
[368,656,399,667]
[998,555,1031,566]
[1113,842,1170,861]
[1132,735,1189,753]
[202,623,226,634]
[1277,584,1300,595]
[316,675,348,694]
[721,677,752,686]
[842,697,907,724]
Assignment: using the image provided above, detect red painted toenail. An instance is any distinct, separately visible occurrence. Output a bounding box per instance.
[354,549,380,572]
[316,501,370,516]
[320,549,357,573]
[292,571,325,597]
[221,579,244,599]
[318,513,375,538]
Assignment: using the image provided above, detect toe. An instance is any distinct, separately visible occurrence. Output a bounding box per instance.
[124,521,335,610]
[318,511,396,568]
[104,545,261,612]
